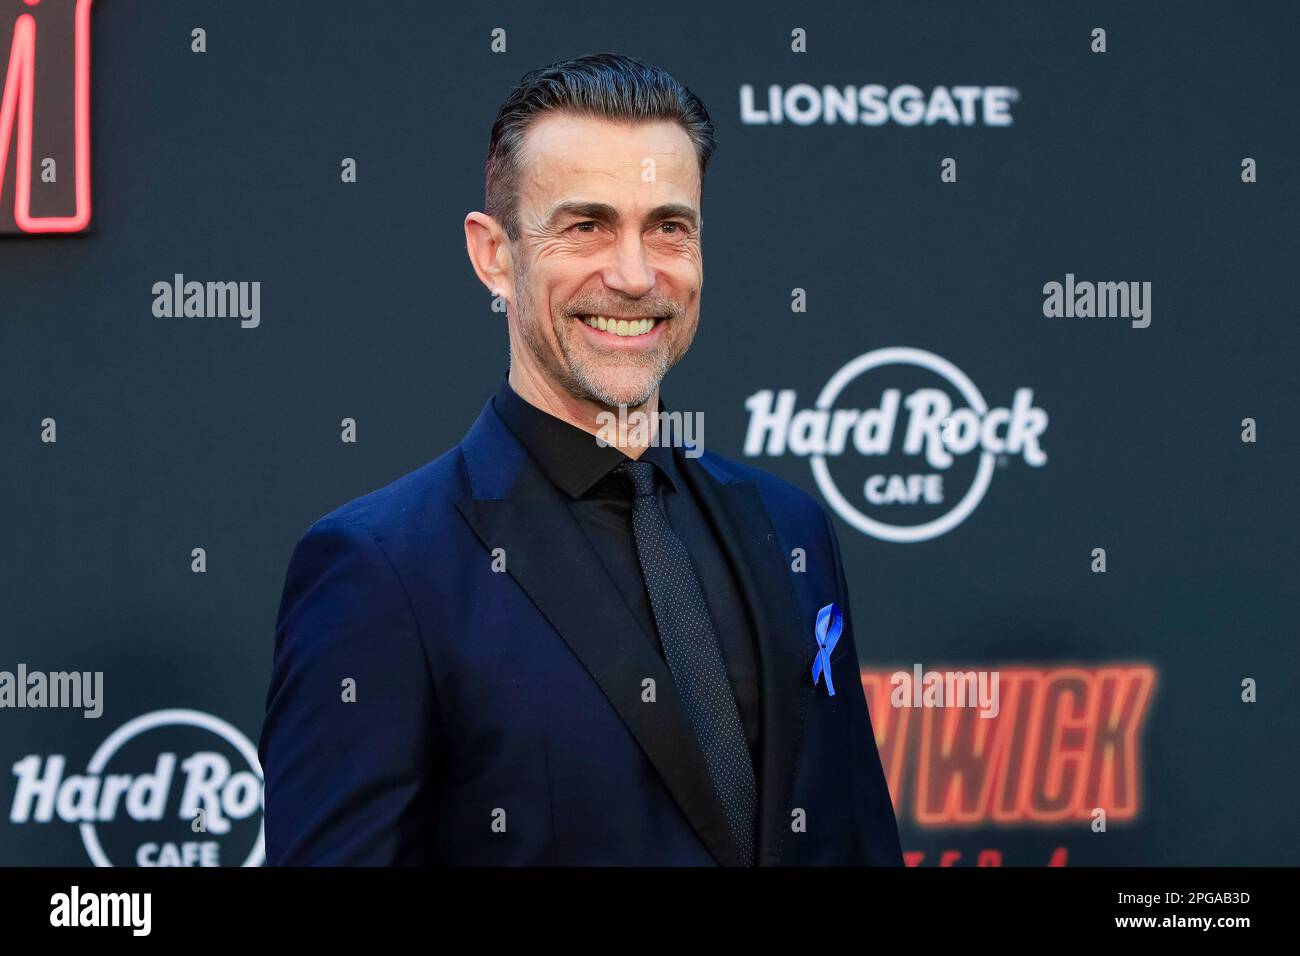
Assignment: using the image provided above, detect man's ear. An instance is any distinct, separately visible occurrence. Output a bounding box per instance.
[464,212,513,303]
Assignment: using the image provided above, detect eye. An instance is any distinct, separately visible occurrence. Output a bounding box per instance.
[657,221,690,236]
[570,220,598,234]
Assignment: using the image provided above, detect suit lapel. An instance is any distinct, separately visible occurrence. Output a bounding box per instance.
[453,401,745,867]
[678,453,817,866]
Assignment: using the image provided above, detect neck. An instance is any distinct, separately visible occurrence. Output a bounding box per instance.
[508,364,659,460]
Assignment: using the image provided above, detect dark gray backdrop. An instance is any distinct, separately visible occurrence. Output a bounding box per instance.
[1,0,1296,866]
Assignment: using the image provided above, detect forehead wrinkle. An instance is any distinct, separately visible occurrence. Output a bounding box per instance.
[515,119,702,236]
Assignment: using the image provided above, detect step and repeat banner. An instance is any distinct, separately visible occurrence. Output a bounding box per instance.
[1,1,1295,867]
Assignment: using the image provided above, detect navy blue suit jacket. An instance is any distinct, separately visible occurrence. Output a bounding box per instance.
[258,396,903,866]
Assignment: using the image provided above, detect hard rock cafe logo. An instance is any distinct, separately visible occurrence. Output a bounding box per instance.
[743,347,1049,542]
[9,709,265,866]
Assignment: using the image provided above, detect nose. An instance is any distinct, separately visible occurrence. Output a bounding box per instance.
[602,230,656,298]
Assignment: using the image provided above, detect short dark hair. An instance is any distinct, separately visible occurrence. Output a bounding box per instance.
[484,52,715,241]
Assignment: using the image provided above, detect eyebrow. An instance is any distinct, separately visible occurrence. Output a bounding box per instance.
[544,201,699,231]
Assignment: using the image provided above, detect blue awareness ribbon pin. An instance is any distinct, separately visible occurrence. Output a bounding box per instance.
[811,602,843,696]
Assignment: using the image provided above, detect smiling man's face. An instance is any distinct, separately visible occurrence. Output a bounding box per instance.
[503,113,703,412]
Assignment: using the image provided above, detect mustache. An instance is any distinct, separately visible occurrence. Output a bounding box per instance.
[564,300,685,320]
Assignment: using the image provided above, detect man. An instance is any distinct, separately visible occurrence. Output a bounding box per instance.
[259,52,902,866]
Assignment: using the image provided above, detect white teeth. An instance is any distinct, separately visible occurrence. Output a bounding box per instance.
[581,316,658,336]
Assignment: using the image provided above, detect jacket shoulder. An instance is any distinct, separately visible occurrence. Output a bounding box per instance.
[300,444,469,555]
[696,448,832,534]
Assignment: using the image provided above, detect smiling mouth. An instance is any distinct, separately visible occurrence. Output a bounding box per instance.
[575,315,664,338]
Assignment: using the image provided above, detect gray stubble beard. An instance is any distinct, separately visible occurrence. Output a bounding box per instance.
[511,257,679,410]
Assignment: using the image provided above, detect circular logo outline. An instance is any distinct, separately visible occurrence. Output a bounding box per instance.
[810,347,996,543]
[79,708,265,868]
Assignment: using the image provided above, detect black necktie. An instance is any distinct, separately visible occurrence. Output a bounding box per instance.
[618,459,758,865]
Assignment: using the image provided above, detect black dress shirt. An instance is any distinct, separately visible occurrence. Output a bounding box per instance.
[492,377,763,768]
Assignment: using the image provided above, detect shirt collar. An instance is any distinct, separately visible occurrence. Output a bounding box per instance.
[491,376,680,499]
